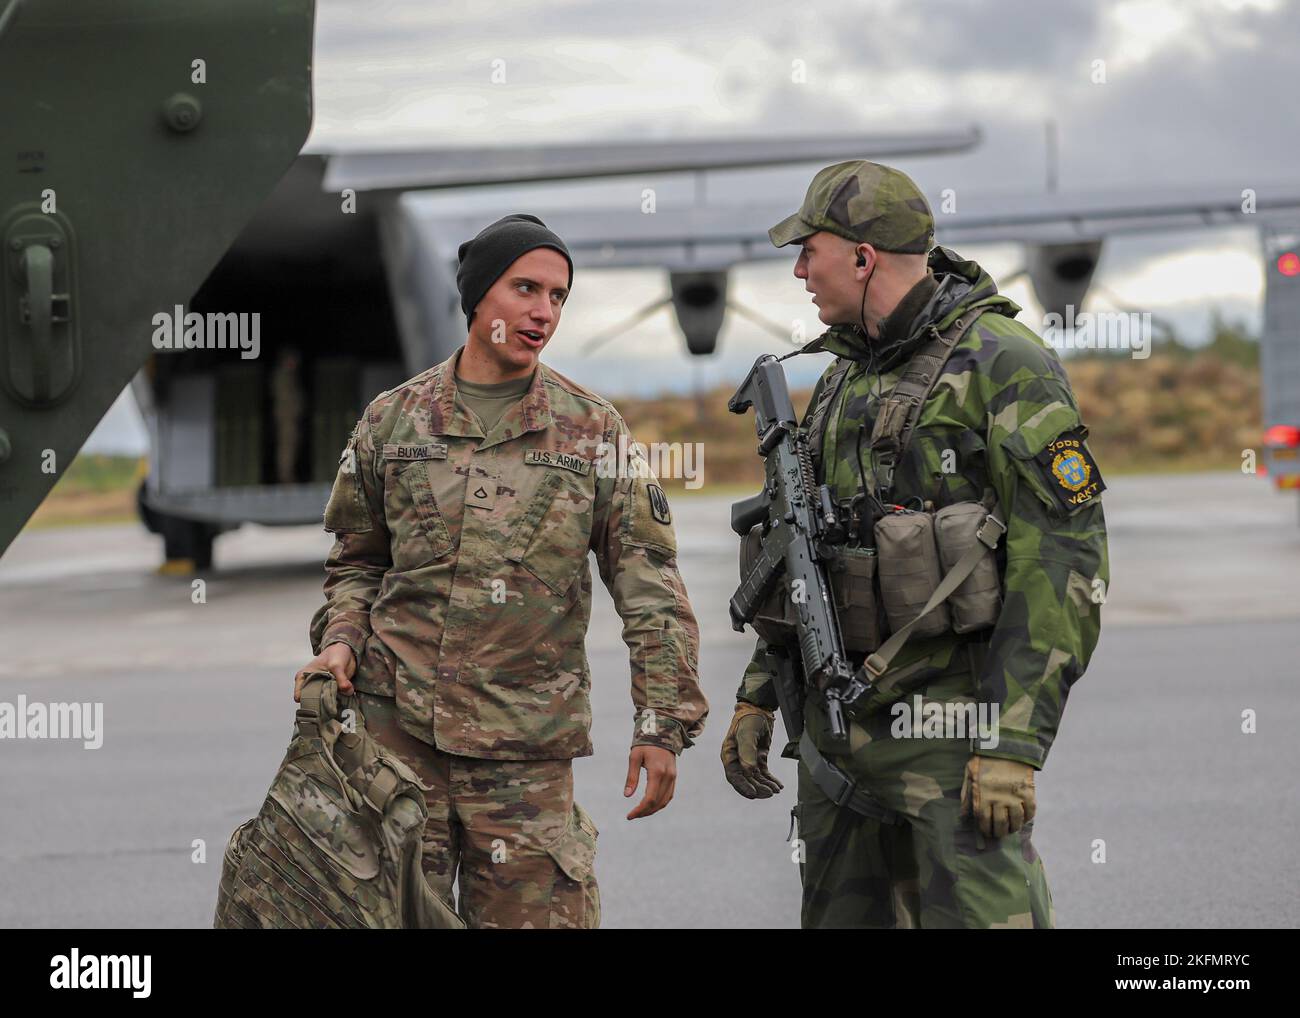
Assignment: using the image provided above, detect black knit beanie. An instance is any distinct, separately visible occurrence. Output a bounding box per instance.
[456,213,574,326]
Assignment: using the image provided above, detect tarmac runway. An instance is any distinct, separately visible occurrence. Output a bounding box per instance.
[1,470,1297,928]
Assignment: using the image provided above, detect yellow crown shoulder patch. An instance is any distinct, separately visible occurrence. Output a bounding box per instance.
[1037,428,1105,512]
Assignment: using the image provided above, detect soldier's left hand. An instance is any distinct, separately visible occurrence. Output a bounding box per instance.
[624,746,677,820]
[960,755,1037,838]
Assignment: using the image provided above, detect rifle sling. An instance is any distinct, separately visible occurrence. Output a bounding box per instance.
[854,308,1002,687]
[799,732,902,825]
[870,308,989,498]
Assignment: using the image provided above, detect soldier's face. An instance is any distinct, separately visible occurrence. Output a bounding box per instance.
[794,232,863,326]
[468,248,570,376]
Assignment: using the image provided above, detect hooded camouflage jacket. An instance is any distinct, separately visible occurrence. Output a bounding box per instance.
[310,348,707,761]
[739,247,1109,770]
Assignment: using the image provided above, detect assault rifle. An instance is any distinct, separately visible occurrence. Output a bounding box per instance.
[727,353,871,743]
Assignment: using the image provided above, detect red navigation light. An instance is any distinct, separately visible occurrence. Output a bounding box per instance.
[1265,424,1300,447]
[1278,252,1300,276]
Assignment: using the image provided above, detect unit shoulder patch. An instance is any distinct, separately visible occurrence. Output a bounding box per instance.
[647,483,672,525]
[324,436,373,533]
[1036,428,1106,511]
[623,478,676,558]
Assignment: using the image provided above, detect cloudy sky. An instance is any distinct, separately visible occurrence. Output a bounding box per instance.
[91,0,1296,451]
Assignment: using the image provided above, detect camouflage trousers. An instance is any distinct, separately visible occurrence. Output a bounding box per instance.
[796,672,1055,929]
[358,693,600,929]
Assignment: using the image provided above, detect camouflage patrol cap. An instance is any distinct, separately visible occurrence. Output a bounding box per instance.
[769,160,934,254]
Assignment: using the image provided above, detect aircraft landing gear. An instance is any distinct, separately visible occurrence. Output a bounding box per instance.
[160,517,217,571]
[137,481,218,571]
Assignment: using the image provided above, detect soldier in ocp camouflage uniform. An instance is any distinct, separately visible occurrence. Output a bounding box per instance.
[721,161,1109,928]
[296,214,707,928]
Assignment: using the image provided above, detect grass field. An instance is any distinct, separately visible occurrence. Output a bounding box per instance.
[23,335,1268,526]
[616,342,1264,492]
[27,455,145,529]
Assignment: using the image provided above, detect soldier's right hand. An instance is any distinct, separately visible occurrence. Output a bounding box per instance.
[721,701,784,799]
[294,642,357,702]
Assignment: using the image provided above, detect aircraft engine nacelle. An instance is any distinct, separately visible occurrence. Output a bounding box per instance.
[669,270,728,356]
[1025,240,1103,320]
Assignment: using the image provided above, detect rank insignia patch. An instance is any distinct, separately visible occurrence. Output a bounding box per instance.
[1037,428,1105,512]
[465,474,498,510]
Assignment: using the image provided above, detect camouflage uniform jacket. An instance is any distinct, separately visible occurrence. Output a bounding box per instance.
[739,247,1109,769]
[310,348,707,761]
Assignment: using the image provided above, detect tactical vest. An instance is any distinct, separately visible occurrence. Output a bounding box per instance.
[214,674,464,929]
[743,309,1006,686]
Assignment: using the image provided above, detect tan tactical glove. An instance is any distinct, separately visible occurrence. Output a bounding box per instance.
[721,702,784,799]
[960,755,1037,838]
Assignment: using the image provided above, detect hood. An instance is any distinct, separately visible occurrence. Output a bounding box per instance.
[806,246,1022,371]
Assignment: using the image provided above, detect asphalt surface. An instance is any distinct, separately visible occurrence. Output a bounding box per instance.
[1,471,1297,928]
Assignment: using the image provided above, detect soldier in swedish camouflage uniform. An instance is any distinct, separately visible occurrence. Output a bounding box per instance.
[295,213,708,929]
[720,161,1109,928]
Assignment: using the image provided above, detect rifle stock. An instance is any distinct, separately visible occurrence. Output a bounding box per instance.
[766,646,805,756]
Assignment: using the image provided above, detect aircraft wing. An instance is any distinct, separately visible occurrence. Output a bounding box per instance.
[314,128,982,192]
[399,182,1300,271]
[925,184,1300,244]
[402,201,801,271]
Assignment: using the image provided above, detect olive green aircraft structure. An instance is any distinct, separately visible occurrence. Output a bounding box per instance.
[0,0,316,554]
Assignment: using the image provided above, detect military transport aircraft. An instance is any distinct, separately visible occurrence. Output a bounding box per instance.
[4,0,1300,568]
[124,164,1300,563]
[0,0,989,564]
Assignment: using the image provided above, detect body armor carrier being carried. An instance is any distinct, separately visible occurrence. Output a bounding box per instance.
[214,673,464,930]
